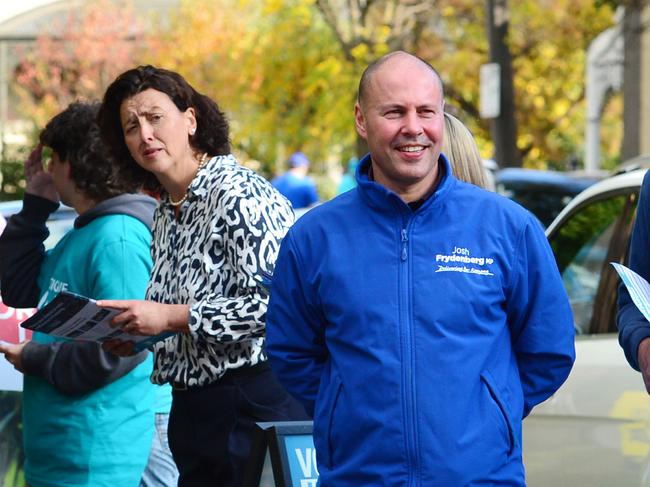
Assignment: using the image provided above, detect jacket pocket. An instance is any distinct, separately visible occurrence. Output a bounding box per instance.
[315,371,343,469]
[480,370,516,457]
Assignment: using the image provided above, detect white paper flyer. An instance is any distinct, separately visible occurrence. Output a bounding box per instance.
[20,291,172,352]
[612,262,650,323]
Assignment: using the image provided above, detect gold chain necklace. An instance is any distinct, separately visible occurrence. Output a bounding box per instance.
[168,153,209,207]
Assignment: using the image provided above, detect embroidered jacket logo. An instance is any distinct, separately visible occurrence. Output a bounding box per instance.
[435,246,494,276]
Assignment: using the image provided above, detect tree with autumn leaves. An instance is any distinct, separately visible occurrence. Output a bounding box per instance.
[13,0,142,129]
[7,0,620,199]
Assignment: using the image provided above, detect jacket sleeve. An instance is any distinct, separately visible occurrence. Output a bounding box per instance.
[21,340,148,395]
[265,231,326,417]
[0,194,58,308]
[506,214,576,417]
[22,233,154,395]
[617,171,650,370]
[187,181,294,345]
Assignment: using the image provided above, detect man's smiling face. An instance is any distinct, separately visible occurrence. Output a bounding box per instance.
[355,53,445,202]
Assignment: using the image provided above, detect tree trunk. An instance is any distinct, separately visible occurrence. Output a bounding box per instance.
[485,0,521,167]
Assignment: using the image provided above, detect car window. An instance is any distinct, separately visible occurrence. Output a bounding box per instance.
[549,192,637,335]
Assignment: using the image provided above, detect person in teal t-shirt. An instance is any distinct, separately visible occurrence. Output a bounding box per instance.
[337,157,360,195]
[0,102,164,487]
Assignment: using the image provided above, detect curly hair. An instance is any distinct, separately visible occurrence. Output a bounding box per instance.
[97,65,231,192]
[40,101,140,201]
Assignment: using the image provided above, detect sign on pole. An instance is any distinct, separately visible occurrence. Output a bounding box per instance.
[480,63,501,119]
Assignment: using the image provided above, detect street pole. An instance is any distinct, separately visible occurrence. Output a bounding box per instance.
[485,0,521,167]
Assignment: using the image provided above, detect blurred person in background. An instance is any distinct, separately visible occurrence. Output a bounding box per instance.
[336,156,359,195]
[97,65,308,487]
[272,151,319,209]
[442,112,489,189]
[0,102,158,487]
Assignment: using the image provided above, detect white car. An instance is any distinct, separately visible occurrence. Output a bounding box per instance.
[523,167,650,486]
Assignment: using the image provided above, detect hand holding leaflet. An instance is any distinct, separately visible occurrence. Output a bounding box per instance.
[20,291,174,352]
[611,262,650,323]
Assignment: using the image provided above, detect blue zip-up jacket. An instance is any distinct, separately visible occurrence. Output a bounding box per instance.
[617,170,650,369]
[266,154,575,486]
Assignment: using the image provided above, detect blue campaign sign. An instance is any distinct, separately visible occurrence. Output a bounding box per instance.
[282,435,319,486]
[244,421,319,487]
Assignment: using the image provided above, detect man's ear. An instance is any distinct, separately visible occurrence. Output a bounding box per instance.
[354,103,367,140]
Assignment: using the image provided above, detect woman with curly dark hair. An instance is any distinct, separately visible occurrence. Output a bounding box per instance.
[97,66,307,487]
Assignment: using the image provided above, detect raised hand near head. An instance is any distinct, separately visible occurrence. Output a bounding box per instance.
[25,143,59,203]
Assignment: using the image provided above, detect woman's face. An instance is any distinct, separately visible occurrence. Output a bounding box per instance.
[119,88,197,178]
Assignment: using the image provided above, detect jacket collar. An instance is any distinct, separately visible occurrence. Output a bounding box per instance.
[355,152,455,214]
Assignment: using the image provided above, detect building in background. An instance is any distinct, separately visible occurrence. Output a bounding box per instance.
[0,0,178,156]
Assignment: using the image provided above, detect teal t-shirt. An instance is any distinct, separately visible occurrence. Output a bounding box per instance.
[23,213,156,487]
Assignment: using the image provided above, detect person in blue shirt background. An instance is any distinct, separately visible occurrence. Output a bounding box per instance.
[272,151,319,209]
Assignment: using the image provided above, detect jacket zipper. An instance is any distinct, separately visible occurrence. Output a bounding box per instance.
[400,220,419,486]
[401,228,408,261]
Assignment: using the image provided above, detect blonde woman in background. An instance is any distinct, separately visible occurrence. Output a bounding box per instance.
[442,112,492,190]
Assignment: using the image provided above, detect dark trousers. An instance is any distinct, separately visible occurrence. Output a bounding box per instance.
[168,362,309,487]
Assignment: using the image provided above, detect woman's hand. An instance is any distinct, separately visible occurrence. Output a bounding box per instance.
[97,299,190,336]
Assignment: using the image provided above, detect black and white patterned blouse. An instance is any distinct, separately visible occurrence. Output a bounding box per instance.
[147,155,294,387]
